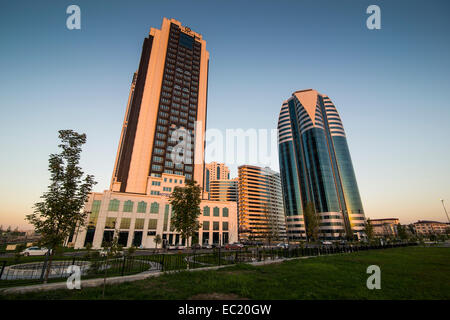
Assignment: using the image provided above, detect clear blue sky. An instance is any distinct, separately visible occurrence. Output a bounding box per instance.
[1,0,449,228]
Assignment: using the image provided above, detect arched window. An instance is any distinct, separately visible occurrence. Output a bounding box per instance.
[108,199,120,212]
[150,202,160,214]
[123,200,134,212]
[137,201,147,213]
[203,206,210,216]
[213,207,220,217]
[222,207,229,217]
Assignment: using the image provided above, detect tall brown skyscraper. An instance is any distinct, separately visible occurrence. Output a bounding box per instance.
[71,18,239,250]
[111,18,209,194]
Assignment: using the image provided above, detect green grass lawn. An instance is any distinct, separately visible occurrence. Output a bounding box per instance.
[1,246,449,300]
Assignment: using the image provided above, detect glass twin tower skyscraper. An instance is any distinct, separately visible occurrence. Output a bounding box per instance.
[278,89,365,240]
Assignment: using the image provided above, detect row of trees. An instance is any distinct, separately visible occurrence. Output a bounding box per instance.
[0,226,22,234]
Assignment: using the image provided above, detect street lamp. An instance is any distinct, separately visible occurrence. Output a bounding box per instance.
[440,199,450,223]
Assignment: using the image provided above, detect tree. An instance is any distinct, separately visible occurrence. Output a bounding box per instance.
[262,203,280,246]
[303,202,319,242]
[153,234,162,250]
[407,224,415,233]
[429,233,437,242]
[247,233,256,245]
[169,180,202,248]
[364,218,374,242]
[127,246,136,256]
[26,130,96,283]
[101,230,121,299]
[397,223,409,240]
[14,244,26,263]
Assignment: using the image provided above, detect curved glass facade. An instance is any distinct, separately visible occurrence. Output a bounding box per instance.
[278,141,303,217]
[332,136,364,215]
[301,128,340,213]
[278,89,365,240]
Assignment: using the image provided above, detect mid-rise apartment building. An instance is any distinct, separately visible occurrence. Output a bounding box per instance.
[412,220,449,235]
[370,218,399,238]
[238,165,286,241]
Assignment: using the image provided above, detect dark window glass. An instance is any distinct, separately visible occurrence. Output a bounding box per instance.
[179,33,194,50]
[118,231,129,246]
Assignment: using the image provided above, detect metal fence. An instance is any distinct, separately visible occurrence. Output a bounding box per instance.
[0,242,417,288]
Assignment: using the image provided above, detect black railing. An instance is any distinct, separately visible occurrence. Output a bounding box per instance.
[0,242,417,288]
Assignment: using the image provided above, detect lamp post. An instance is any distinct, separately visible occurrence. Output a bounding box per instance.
[440,199,450,223]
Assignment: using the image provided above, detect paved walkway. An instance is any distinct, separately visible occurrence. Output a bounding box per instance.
[0,255,314,295]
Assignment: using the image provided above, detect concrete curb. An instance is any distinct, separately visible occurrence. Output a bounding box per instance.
[0,254,317,295]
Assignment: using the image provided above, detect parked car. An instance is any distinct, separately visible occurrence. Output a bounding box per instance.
[20,247,52,256]
[276,243,289,249]
[202,244,212,249]
[191,244,202,250]
[321,241,333,245]
[225,242,244,250]
[99,249,124,257]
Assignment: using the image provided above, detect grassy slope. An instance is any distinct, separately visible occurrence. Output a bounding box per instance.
[2,247,449,300]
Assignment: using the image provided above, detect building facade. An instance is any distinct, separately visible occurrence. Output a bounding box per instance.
[70,18,238,249]
[209,179,238,202]
[278,89,365,240]
[110,17,209,194]
[370,218,399,238]
[412,220,449,235]
[204,162,231,193]
[73,184,237,249]
[238,165,286,241]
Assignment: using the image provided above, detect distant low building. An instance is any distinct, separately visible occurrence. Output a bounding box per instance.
[370,218,399,238]
[412,220,449,235]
